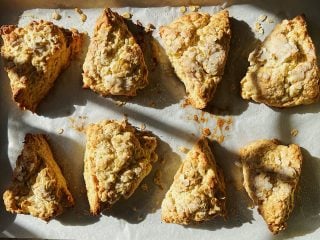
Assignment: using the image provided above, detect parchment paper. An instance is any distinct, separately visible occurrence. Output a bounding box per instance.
[0,1,320,239]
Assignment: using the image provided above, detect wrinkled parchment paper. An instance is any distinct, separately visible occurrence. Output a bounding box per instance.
[1,1,320,239]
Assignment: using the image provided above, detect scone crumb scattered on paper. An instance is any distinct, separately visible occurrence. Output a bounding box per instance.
[74,8,87,22]
[254,22,264,34]
[140,123,146,131]
[57,128,64,135]
[52,11,61,20]
[122,12,132,19]
[202,128,211,136]
[180,6,187,13]
[258,14,267,22]
[290,128,299,137]
[189,5,200,12]
[267,16,274,23]
[145,23,155,33]
[178,146,189,154]
[115,100,126,107]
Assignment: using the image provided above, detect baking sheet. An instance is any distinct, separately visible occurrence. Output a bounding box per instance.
[0,0,320,239]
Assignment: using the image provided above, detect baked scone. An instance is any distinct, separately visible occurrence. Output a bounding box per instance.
[161,137,226,224]
[3,134,74,221]
[159,10,231,109]
[241,15,320,107]
[239,139,302,234]
[0,20,82,112]
[83,119,157,214]
[82,8,148,96]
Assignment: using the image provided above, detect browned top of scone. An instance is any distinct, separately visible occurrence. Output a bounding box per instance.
[159,10,231,109]
[82,8,148,97]
[83,119,158,214]
[241,15,320,107]
[0,20,82,112]
[161,137,226,224]
[240,139,302,234]
[3,134,74,221]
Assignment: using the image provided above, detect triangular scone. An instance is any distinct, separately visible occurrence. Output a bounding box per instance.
[240,139,302,234]
[161,137,226,224]
[83,119,157,214]
[82,8,148,96]
[3,134,74,221]
[241,15,320,107]
[159,10,231,109]
[0,21,82,112]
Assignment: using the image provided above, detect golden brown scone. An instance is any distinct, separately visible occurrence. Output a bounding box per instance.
[82,8,148,96]
[241,15,320,107]
[159,10,231,109]
[3,134,74,221]
[83,119,157,214]
[0,20,82,112]
[240,139,302,234]
[161,137,226,224]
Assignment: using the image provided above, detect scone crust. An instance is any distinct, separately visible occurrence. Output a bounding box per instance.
[3,134,74,221]
[161,137,226,224]
[240,139,302,234]
[83,119,157,214]
[82,8,148,96]
[241,15,320,107]
[159,10,231,109]
[0,20,82,112]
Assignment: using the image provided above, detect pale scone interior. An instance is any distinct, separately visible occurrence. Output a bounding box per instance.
[241,15,320,107]
[0,20,82,112]
[240,139,302,234]
[82,8,148,97]
[161,137,226,224]
[83,119,157,214]
[159,10,231,109]
[3,134,74,221]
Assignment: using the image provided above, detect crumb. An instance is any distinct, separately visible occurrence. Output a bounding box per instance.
[75,8,83,14]
[180,6,187,13]
[115,100,126,107]
[57,128,64,135]
[202,128,211,136]
[52,11,61,20]
[67,16,71,18]
[291,128,299,137]
[258,14,267,22]
[254,22,264,34]
[217,135,225,143]
[145,23,155,33]
[137,215,143,221]
[141,183,149,192]
[266,16,274,23]
[193,115,199,122]
[80,13,87,22]
[75,8,87,22]
[189,5,200,12]
[178,146,189,154]
[140,123,146,131]
[153,170,163,189]
[68,117,86,133]
[122,12,132,19]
